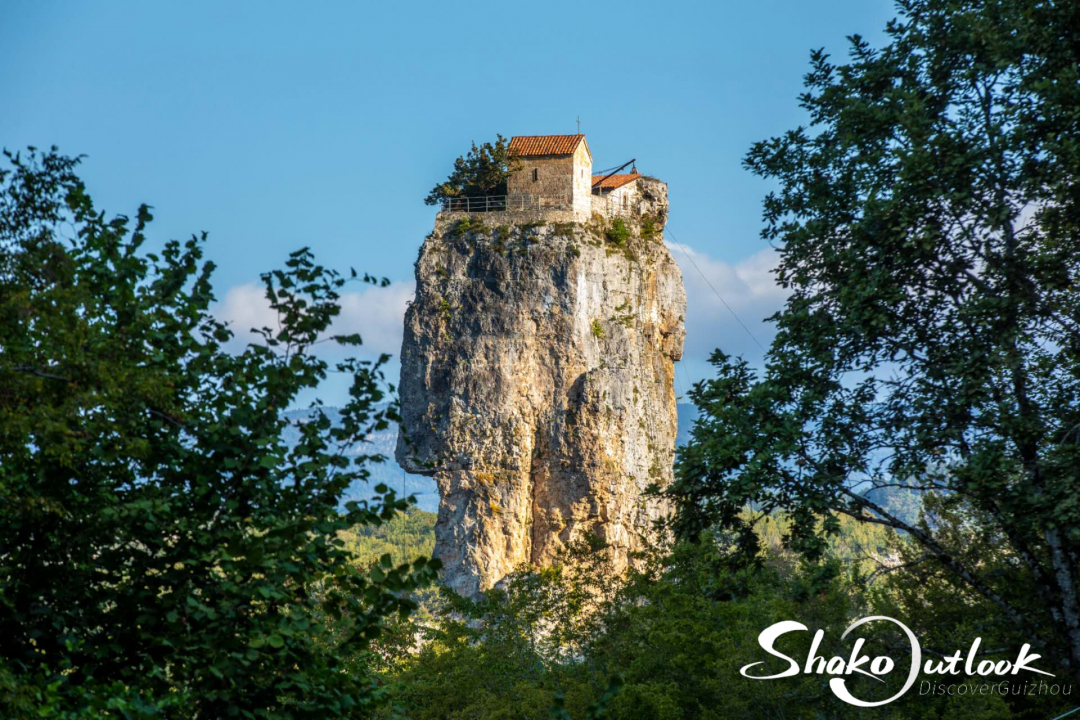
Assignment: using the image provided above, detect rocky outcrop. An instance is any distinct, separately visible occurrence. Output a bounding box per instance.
[396,177,685,596]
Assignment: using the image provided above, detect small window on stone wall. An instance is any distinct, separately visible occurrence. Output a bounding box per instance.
[532,169,538,182]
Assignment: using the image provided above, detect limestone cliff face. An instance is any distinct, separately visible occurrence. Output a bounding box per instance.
[396,178,685,596]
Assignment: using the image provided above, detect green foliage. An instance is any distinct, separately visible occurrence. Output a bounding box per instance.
[0,148,440,718]
[292,501,1064,718]
[604,218,630,247]
[425,135,519,206]
[373,541,614,720]
[340,507,436,569]
[552,222,576,239]
[639,216,658,241]
[448,214,487,237]
[752,511,896,578]
[591,320,605,339]
[373,530,1039,719]
[669,0,1080,675]
[549,676,624,720]
[492,224,512,253]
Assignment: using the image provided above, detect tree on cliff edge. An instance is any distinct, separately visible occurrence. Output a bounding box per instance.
[424,134,519,206]
[670,0,1080,674]
[0,148,439,717]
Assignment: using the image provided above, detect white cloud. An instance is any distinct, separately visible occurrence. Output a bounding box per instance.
[214,283,277,343]
[333,282,416,357]
[665,242,789,367]
[214,280,415,358]
[214,244,790,394]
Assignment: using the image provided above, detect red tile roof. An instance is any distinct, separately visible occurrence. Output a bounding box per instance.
[509,134,590,158]
[592,172,641,190]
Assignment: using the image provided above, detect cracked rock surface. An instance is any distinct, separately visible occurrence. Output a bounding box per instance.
[396,178,686,596]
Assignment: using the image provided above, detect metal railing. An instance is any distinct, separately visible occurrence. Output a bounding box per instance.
[590,193,637,218]
[440,192,639,217]
[441,194,571,213]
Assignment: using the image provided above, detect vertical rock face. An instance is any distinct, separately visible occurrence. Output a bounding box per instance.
[396,178,685,596]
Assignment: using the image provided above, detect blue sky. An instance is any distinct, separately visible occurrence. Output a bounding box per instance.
[1,1,895,405]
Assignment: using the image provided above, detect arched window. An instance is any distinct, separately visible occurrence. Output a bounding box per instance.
[532,169,538,182]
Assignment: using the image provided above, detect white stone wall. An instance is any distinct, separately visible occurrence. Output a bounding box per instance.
[591,181,642,218]
[570,142,593,218]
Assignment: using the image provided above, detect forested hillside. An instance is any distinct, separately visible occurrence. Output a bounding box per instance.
[340,507,436,568]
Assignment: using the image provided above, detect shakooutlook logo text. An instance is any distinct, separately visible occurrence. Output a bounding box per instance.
[740,615,1054,707]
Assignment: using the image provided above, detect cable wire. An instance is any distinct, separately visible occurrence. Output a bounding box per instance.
[664,228,768,354]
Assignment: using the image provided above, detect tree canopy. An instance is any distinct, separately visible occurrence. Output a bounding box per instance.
[0,148,439,718]
[669,0,1080,676]
[424,135,519,206]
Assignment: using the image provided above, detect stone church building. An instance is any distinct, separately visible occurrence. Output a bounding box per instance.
[445,134,650,222]
[506,133,644,220]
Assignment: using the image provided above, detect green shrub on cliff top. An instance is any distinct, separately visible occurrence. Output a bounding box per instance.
[604,218,630,247]
[425,135,519,206]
